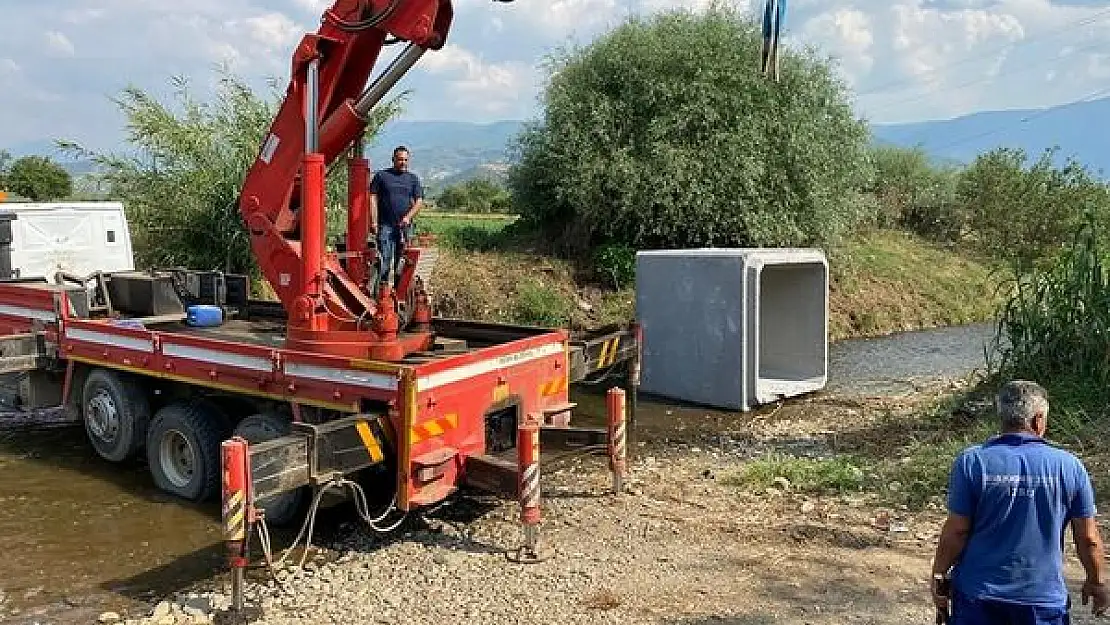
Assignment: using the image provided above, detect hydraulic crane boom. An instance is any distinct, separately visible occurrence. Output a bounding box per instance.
[238,0,456,360]
[236,0,773,362]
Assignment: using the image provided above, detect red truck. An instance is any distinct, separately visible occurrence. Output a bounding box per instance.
[0,0,639,548]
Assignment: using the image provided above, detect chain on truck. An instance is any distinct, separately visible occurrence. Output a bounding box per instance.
[0,0,655,612]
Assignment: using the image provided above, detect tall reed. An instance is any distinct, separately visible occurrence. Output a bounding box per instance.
[989,218,1110,442]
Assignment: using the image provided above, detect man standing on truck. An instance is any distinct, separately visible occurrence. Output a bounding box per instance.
[369,145,424,287]
[931,379,1109,624]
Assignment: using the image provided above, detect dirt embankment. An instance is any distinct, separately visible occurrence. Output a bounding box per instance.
[428,229,1002,341]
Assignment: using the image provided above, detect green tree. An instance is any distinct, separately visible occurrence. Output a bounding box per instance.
[867,145,961,241]
[62,69,403,275]
[0,150,11,190]
[437,178,512,213]
[957,147,1110,271]
[6,155,72,201]
[508,7,873,254]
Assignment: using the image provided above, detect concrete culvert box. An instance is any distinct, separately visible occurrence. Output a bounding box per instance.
[636,248,828,411]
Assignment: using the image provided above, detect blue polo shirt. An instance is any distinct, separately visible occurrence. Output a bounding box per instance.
[371,168,423,227]
[948,432,1096,607]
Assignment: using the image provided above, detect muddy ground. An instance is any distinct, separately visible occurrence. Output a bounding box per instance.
[4,323,1106,624]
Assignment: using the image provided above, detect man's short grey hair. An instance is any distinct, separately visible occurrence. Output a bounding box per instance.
[997,380,1049,430]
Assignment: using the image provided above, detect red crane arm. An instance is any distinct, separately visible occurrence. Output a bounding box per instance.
[238,0,452,343]
[241,0,452,232]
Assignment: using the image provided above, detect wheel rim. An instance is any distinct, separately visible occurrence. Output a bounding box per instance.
[158,429,196,489]
[87,389,119,443]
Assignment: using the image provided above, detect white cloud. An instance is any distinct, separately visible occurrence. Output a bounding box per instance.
[220,12,302,65]
[801,8,875,82]
[495,0,623,38]
[294,0,331,12]
[61,9,106,25]
[1087,53,1110,80]
[885,3,1023,91]
[419,44,536,114]
[45,31,76,57]
[807,0,1110,122]
[3,0,1110,151]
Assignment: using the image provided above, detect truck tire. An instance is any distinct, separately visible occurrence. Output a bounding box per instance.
[82,368,151,462]
[234,413,306,527]
[146,401,223,502]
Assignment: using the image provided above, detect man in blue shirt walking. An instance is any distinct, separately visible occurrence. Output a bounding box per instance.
[931,380,1108,624]
[369,145,424,288]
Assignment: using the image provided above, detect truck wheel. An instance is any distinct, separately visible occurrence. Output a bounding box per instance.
[82,368,151,462]
[234,413,306,527]
[146,401,222,502]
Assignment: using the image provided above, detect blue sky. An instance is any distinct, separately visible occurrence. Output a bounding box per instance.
[2,0,1110,154]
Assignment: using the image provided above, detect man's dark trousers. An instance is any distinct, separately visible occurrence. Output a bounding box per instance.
[952,592,1070,625]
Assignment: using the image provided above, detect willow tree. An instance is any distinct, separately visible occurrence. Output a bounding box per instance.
[63,70,403,275]
[509,6,874,254]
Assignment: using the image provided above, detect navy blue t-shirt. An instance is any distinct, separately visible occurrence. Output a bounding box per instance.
[948,432,1096,607]
[371,168,423,227]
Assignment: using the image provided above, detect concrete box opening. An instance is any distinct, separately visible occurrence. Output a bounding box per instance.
[755,261,827,402]
[636,248,828,411]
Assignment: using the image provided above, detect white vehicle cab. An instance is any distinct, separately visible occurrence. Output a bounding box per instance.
[0,201,135,280]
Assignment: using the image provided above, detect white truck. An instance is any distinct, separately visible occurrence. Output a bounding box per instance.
[0,201,135,280]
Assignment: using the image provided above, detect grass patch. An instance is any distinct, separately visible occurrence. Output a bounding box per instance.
[726,455,868,495]
[827,230,1005,340]
[514,278,573,326]
[725,388,1009,510]
[869,420,996,509]
[726,434,994,510]
[416,213,517,251]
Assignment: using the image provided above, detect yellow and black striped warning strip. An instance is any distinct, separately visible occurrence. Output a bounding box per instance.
[540,377,567,397]
[222,488,246,542]
[354,420,386,463]
[594,336,623,369]
[411,413,459,444]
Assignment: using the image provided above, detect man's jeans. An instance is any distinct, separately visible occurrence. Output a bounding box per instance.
[952,592,1070,625]
[376,223,413,286]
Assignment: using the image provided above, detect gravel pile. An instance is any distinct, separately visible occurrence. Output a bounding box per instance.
[109,454,729,625]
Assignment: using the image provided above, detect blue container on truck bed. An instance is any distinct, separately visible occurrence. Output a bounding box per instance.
[186,305,224,327]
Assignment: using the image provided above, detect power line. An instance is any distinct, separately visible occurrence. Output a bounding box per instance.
[855,7,1110,97]
[864,39,1110,114]
[913,84,1110,154]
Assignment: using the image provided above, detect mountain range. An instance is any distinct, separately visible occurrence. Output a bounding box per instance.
[10,95,1110,187]
[870,96,1110,176]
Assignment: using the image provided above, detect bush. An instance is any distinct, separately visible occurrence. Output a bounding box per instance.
[868,145,961,241]
[437,178,512,214]
[958,147,1110,271]
[988,219,1110,443]
[593,243,636,289]
[6,155,72,201]
[990,219,1110,395]
[508,7,873,256]
[514,278,571,327]
[0,150,11,190]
